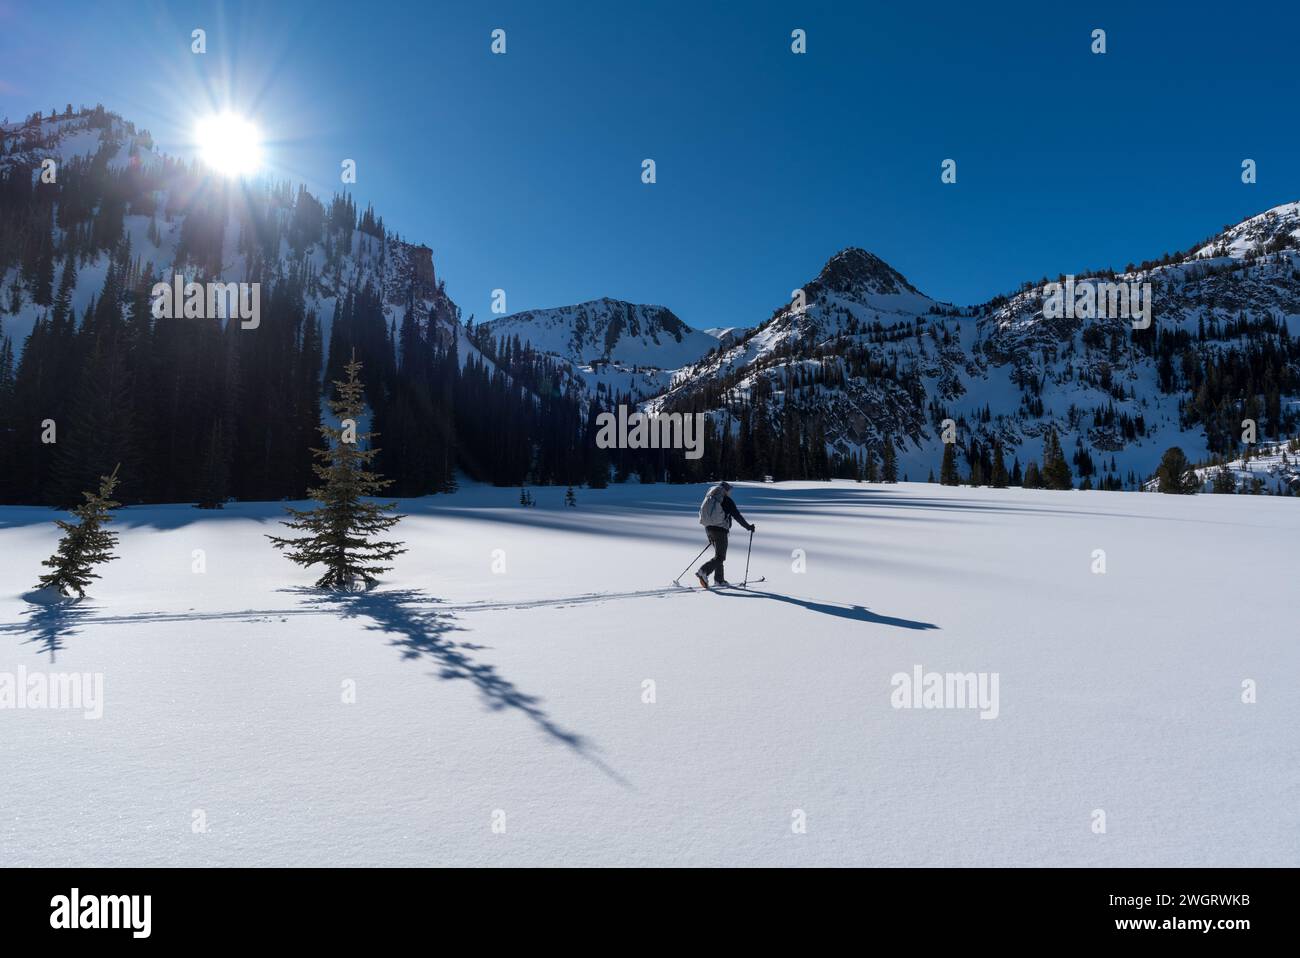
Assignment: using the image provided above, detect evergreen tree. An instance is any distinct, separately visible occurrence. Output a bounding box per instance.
[990,440,1009,488]
[1211,464,1235,494]
[1023,461,1043,488]
[52,255,77,324]
[1154,446,1199,494]
[50,329,136,506]
[881,440,898,483]
[939,442,960,486]
[32,233,55,307]
[565,486,577,507]
[267,355,405,590]
[196,420,230,508]
[1041,428,1073,490]
[35,466,121,597]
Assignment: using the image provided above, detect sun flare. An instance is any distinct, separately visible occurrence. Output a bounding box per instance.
[194,112,263,177]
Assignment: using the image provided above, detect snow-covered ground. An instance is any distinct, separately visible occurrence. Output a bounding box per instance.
[1,481,1296,867]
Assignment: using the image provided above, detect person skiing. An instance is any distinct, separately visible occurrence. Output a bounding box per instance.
[695,481,754,588]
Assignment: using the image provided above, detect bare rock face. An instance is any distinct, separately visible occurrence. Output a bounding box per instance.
[410,244,436,296]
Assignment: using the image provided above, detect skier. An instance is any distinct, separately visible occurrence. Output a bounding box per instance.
[695,481,755,588]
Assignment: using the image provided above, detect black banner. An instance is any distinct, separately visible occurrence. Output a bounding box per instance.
[0,867,1284,944]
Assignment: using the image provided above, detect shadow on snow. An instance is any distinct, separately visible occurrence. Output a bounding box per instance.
[712,586,939,631]
[280,587,629,786]
[12,589,96,662]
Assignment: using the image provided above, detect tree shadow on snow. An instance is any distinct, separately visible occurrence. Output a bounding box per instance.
[13,589,95,663]
[711,587,938,631]
[281,587,629,786]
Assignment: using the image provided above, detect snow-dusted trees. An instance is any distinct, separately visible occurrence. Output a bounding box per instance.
[1211,463,1236,494]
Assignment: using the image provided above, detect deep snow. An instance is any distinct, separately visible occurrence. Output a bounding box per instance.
[1,480,1296,867]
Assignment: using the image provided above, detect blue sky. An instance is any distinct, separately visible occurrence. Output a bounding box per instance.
[3,0,1297,329]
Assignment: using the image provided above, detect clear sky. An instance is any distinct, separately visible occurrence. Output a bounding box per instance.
[3,0,1297,328]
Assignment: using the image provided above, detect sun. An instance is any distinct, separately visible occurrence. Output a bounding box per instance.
[194,112,263,177]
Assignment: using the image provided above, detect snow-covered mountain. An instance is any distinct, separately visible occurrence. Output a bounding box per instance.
[0,108,481,369]
[484,297,716,368]
[653,213,1300,486]
[3,106,1297,492]
[477,298,720,402]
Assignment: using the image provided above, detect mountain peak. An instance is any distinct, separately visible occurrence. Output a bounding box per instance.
[483,297,717,372]
[808,247,920,299]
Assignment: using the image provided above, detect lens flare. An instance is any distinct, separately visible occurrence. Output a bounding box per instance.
[194,112,263,177]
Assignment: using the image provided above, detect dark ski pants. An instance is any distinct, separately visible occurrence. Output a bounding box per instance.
[699,526,729,583]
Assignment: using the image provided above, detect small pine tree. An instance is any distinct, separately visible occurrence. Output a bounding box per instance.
[267,355,405,590]
[36,466,121,598]
[939,443,961,486]
[565,486,577,507]
[520,488,529,507]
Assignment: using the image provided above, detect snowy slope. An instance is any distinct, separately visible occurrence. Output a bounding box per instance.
[1186,438,1300,494]
[0,111,488,376]
[2,481,1296,866]
[478,298,720,401]
[483,298,718,368]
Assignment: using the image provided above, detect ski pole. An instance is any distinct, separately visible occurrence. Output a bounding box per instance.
[673,542,712,585]
[742,528,753,587]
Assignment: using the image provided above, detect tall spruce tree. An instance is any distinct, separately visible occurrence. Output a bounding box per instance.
[35,466,121,597]
[1023,460,1043,488]
[939,442,961,486]
[267,355,405,590]
[1041,428,1073,490]
[990,440,1009,488]
[196,419,230,508]
[881,440,898,483]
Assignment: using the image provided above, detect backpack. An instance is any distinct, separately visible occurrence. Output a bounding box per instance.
[699,486,728,527]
